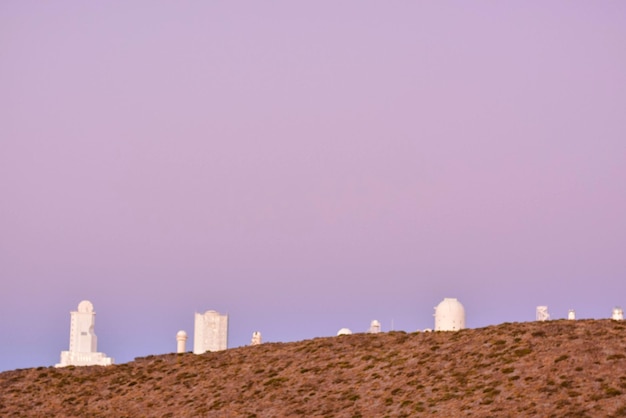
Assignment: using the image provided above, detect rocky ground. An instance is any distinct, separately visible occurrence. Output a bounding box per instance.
[2,319,626,417]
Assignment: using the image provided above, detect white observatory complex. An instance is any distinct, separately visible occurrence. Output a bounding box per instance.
[434,298,466,331]
[56,300,114,367]
[193,310,228,354]
[176,330,188,353]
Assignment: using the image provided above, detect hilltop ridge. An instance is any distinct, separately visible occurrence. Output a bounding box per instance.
[2,320,626,417]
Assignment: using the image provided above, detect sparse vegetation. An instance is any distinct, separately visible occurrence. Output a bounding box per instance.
[1,319,626,416]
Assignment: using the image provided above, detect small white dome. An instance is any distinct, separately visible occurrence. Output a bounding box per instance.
[337,328,352,336]
[176,330,187,338]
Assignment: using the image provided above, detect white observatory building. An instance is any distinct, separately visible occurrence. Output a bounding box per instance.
[193,310,228,354]
[536,306,550,322]
[434,298,466,331]
[612,307,624,321]
[368,320,381,334]
[56,300,114,367]
[251,331,262,345]
[337,328,352,336]
[176,330,188,353]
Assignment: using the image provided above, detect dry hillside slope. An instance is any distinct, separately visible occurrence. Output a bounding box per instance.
[2,320,626,417]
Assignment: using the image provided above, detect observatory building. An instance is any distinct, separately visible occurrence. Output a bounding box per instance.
[176,330,188,353]
[56,300,114,367]
[612,307,624,321]
[368,320,381,334]
[536,306,550,322]
[251,331,262,345]
[193,310,228,354]
[337,328,352,336]
[434,298,466,331]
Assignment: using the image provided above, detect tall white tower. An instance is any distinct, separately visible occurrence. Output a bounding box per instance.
[176,330,188,353]
[193,310,228,354]
[568,309,576,320]
[434,298,466,331]
[251,331,262,345]
[536,306,550,321]
[56,300,113,367]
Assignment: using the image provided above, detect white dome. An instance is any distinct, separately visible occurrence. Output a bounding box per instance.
[77,300,94,313]
[337,328,352,336]
[176,330,187,338]
[434,298,465,331]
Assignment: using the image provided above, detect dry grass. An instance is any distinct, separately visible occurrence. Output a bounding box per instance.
[2,319,626,417]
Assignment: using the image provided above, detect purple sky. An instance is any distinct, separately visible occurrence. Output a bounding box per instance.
[1,2,625,371]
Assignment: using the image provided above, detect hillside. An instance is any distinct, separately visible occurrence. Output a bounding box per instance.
[2,320,626,417]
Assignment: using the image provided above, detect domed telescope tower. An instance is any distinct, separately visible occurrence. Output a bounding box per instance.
[434,298,466,331]
[56,300,114,367]
[176,330,188,353]
[368,320,381,334]
[612,307,624,321]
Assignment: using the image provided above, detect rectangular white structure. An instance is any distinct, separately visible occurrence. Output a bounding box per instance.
[536,306,550,322]
[193,310,228,354]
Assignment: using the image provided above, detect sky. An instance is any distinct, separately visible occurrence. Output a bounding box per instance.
[1,2,625,372]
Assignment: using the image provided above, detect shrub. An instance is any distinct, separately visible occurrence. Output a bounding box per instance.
[514,348,532,357]
[605,387,622,397]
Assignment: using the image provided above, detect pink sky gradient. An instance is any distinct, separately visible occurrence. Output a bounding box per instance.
[1,2,625,371]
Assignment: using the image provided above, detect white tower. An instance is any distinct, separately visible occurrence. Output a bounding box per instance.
[536,306,550,322]
[434,298,466,331]
[56,300,114,367]
[251,331,262,345]
[193,310,228,354]
[612,307,624,321]
[368,320,381,334]
[176,330,188,353]
[568,309,576,320]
